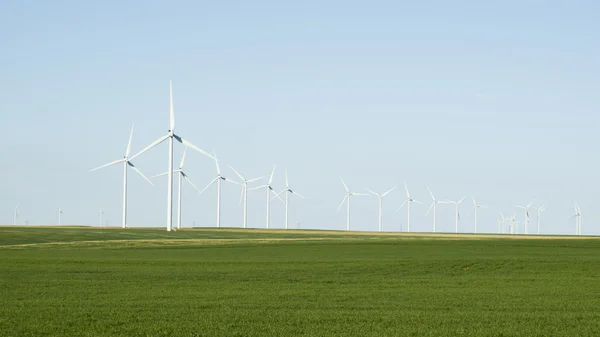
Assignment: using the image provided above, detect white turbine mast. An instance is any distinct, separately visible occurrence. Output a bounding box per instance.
[571,203,582,235]
[532,205,546,235]
[198,150,240,228]
[57,208,63,226]
[99,209,105,227]
[425,187,448,233]
[248,165,284,229]
[444,196,466,233]
[229,166,264,229]
[467,197,488,234]
[274,169,305,230]
[150,146,202,230]
[365,186,396,232]
[513,198,535,235]
[397,182,423,233]
[128,81,214,231]
[90,124,153,229]
[338,177,367,231]
[13,205,19,226]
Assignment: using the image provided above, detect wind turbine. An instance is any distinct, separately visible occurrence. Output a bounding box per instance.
[365,186,396,232]
[275,169,305,230]
[198,151,240,228]
[397,182,422,232]
[90,124,154,228]
[150,146,202,230]
[57,208,63,226]
[513,198,535,235]
[572,203,582,235]
[13,205,19,226]
[425,187,448,233]
[445,196,466,233]
[509,213,517,234]
[248,165,284,229]
[338,177,367,231]
[99,209,104,227]
[467,197,488,233]
[533,205,546,234]
[229,166,264,228]
[128,81,214,232]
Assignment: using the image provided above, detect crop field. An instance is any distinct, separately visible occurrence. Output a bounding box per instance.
[1,227,600,336]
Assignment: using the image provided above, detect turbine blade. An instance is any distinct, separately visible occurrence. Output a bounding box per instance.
[527,197,536,208]
[125,124,135,157]
[183,174,201,193]
[425,202,434,216]
[223,178,241,185]
[169,80,175,131]
[149,171,169,179]
[365,188,379,196]
[198,177,218,196]
[268,165,276,185]
[404,182,410,198]
[176,136,214,160]
[397,199,408,211]
[338,194,349,211]
[128,134,169,161]
[127,162,154,185]
[458,196,466,204]
[229,166,245,181]
[291,191,305,199]
[381,186,397,197]
[340,177,349,192]
[412,200,424,204]
[352,193,369,196]
[427,186,435,200]
[213,150,221,175]
[90,158,125,172]
[247,176,265,183]
[285,169,289,187]
[179,146,188,169]
[239,185,245,205]
[467,206,475,217]
[248,185,268,192]
[271,188,285,203]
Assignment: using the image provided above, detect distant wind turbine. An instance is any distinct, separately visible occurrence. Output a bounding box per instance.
[128,81,214,231]
[445,196,466,233]
[150,146,202,230]
[533,205,546,234]
[397,182,422,232]
[467,197,488,233]
[572,203,582,235]
[425,187,448,233]
[248,165,284,229]
[57,208,63,226]
[275,169,305,230]
[90,124,153,229]
[198,151,240,228]
[365,186,396,232]
[13,205,19,226]
[229,166,264,228]
[338,177,367,231]
[513,198,535,235]
[99,209,104,227]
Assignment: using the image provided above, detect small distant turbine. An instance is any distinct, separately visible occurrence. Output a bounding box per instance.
[365,186,396,232]
[274,169,305,230]
[533,205,546,234]
[13,205,19,226]
[198,150,240,228]
[57,208,63,226]
[229,166,265,229]
[571,203,582,235]
[338,177,367,231]
[397,182,423,233]
[467,197,488,234]
[99,209,104,227]
[513,198,535,235]
[248,165,284,229]
[425,187,448,233]
[445,196,466,233]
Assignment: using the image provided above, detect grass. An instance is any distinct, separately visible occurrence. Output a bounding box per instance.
[1,228,599,336]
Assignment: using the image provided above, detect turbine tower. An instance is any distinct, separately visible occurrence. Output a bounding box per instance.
[150,147,202,230]
[99,209,104,227]
[397,182,422,233]
[229,166,264,228]
[445,196,466,233]
[198,151,240,228]
[338,177,367,231]
[57,208,63,226]
[572,203,582,235]
[275,169,305,230]
[129,81,214,231]
[533,205,546,234]
[90,124,154,228]
[425,187,447,233]
[13,205,19,226]
[467,197,488,234]
[248,165,284,229]
[365,186,396,232]
[513,198,535,235]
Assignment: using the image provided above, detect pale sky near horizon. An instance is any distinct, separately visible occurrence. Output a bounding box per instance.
[1,1,599,235]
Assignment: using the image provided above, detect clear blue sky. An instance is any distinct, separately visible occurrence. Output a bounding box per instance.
[1,1,599,234]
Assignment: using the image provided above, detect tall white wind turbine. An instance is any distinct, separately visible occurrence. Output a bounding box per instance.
[275,169,305,230]
[397,182,422,233]
[425,187,447,233]
[513,198,535,235]
[13,205,19,226]
[229,166,264,229]
[365,186,396,232]
[533,205,546,234]
[338,177,367,231]
[572,203,582,235]
[57,208,63,226]
[445,196,466,233]
[99,209,104,227]
[128,81,214,231]
[467,197,488,234]
[248,165,284,229]
[150,147,202,229]
[198,151,240,228]
[90,124,154,228]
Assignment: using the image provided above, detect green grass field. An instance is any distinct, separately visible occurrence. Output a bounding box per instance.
[1,227,600,336]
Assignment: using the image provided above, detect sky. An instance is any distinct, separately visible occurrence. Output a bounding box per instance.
[1,0,599,235]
